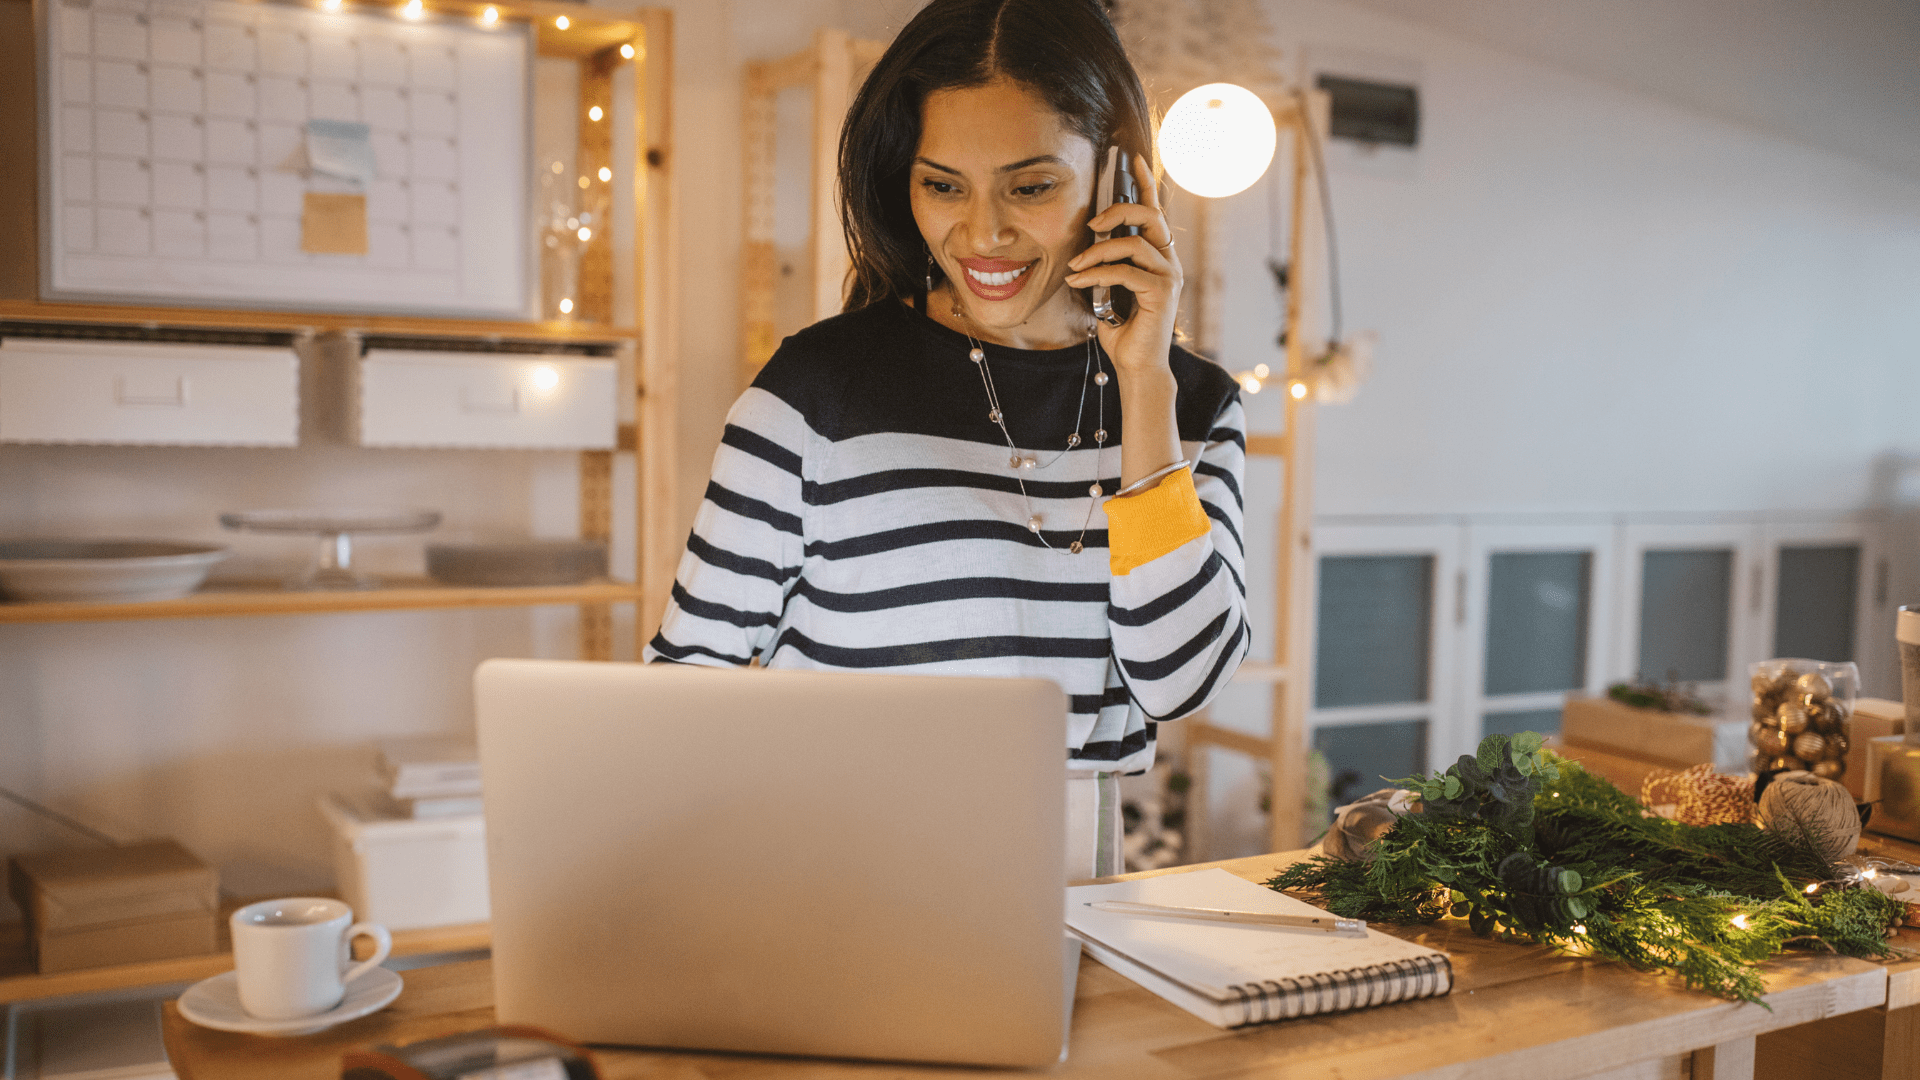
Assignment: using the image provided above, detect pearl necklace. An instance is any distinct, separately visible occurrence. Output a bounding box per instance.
[956,305,1109,555]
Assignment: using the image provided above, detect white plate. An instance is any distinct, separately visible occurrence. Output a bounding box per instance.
[0,540,229,603]
[176,966,403,1037]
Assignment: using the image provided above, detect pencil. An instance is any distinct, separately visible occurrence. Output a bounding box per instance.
[1088,900,1366,934]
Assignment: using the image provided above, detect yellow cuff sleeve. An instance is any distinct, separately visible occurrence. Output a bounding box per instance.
[1104,467,1211,576]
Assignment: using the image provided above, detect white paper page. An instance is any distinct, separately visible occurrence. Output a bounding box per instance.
[1066,869,1445,1000]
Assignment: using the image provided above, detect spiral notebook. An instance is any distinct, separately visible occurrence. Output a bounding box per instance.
[1066,869,1452,1028]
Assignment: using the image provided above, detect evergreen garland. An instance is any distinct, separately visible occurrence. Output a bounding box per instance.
[1268,733,1905,1003]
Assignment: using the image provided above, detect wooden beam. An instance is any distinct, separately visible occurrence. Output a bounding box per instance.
[1187,721,1276,762]
[632,7,679,655]
[0,0,38,303]
[811,29,853,322]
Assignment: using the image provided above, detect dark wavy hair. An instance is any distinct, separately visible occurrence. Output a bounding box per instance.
[837,0,1154,312]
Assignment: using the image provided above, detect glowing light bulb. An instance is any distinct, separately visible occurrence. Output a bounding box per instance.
[597,166,612,182]
[1289,380,1309,399]
[558,298,574,314]
[401,0,422,17]
[1157,83,1277,199]
[554,14,569,29]
[1804,883,1820,894]
[620,43,635,60]
[1572,924,1587,935]
[577,226,591,242]
[322,0,341,11]
[531,366,560,391]
[1238,374,1261,395]
[1730,914,1750,930]
[480,5,497,23]
[588,105,603,122]
[1254,363,1270,379]
[551,160,564,174]
[576,175,589,189]
[1865,868,1881,880]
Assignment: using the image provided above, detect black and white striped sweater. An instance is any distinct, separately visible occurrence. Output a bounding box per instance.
[644,301,1249,774]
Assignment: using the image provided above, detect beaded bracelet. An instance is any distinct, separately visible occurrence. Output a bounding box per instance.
[1108,459,1193,500]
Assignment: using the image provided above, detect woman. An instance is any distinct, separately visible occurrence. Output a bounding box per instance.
[645,0,1248,878]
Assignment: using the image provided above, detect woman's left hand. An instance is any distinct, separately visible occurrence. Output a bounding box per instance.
[1063,153,1182,378]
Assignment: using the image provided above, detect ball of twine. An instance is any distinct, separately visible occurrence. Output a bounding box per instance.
[1755,770,1860,862]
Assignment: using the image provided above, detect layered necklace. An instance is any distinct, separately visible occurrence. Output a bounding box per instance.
[953,302,1109,555]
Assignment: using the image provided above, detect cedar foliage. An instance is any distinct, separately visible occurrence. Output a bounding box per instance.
[1267,734,1904,1002]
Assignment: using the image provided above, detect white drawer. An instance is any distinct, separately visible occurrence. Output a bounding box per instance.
[356,350,617,450]
[0,339,299,447]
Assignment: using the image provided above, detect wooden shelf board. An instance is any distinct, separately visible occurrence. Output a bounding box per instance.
[0,300,641,343]
[0,579,643,624]
[0,912,489,1005]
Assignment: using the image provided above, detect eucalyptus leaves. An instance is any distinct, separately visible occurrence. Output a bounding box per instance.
[1270,733,1905,1002]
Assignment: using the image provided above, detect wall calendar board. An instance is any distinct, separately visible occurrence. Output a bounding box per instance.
[40,0,532,317]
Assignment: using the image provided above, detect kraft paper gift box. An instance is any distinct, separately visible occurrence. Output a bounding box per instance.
[6,839,218,974]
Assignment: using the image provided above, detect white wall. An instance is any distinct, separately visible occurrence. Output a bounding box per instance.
[1212,0,1920,518]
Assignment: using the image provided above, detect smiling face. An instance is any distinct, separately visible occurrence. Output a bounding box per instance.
[911,77,1098,348]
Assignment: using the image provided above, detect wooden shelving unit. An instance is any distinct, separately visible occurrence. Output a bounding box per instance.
[0,0,682,657]
[0,580,645,626]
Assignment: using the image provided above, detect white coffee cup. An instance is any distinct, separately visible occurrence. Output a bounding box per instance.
[230,897,392,1020]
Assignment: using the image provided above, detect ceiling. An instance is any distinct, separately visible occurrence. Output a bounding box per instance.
[1335,0,1920,183]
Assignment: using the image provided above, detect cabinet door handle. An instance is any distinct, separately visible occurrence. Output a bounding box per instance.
[459,386,519,414]
[114,374,188,407]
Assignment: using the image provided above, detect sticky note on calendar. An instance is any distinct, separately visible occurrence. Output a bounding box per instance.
[302,192,369,255]
[305,119,377,186]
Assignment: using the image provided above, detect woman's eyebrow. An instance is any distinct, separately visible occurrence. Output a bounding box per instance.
[913,155,1069,176]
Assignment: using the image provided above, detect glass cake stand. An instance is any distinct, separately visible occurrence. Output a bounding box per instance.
[219,509,442,590]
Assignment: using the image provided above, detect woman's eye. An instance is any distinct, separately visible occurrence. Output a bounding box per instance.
[1013,182,1055,198]
[920,178,959,195]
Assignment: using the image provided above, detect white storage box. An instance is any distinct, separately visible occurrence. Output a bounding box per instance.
[319,792,489,931]
[355,349,616,449]
[0,338,299,446]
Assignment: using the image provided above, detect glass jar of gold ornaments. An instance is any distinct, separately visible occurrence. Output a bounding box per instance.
[1749,658,1858,778]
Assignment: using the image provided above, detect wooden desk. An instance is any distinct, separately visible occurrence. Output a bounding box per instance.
[160,852,1901,1080]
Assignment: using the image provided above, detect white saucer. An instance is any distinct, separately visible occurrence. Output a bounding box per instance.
[177,967,403,1037]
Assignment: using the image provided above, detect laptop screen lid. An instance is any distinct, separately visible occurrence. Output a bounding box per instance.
[475,659,1068,1067]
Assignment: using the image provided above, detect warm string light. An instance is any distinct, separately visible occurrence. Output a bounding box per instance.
[480,5,497,23]
[620,43,635,59]
[1289,380,1309,399]
[1730,914,1751,930]
[588,105,604,122]
[576,226,591,241]
[597,166,612,182]
[401,0,422,17]
[554,14,569,29]
[558,298,574,314]
[531,366,560,391]
[321,0,342,11]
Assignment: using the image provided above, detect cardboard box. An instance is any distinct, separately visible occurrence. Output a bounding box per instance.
[1846,698,1907,800]
[6,839,218,974]
[1560,695,1747,772]
[1545,737,1670,798]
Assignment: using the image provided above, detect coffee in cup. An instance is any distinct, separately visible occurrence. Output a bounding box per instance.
[230,897,391,1020]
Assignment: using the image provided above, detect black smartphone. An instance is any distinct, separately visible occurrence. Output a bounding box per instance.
[1089,145,1140,327]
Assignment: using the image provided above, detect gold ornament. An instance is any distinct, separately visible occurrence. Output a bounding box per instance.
[1770,755,1806,773]
[1778,703,1810,735]
[1795,671,1832,698]
[1812,759,1845,780]
[1828,732,1850,758]
[1754,727,1787,757]
[1792,732,1827,760]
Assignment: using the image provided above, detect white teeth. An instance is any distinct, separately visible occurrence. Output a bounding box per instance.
[967,265,1029,287]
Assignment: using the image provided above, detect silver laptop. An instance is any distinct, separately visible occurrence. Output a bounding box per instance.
[475,659,1075,1067]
